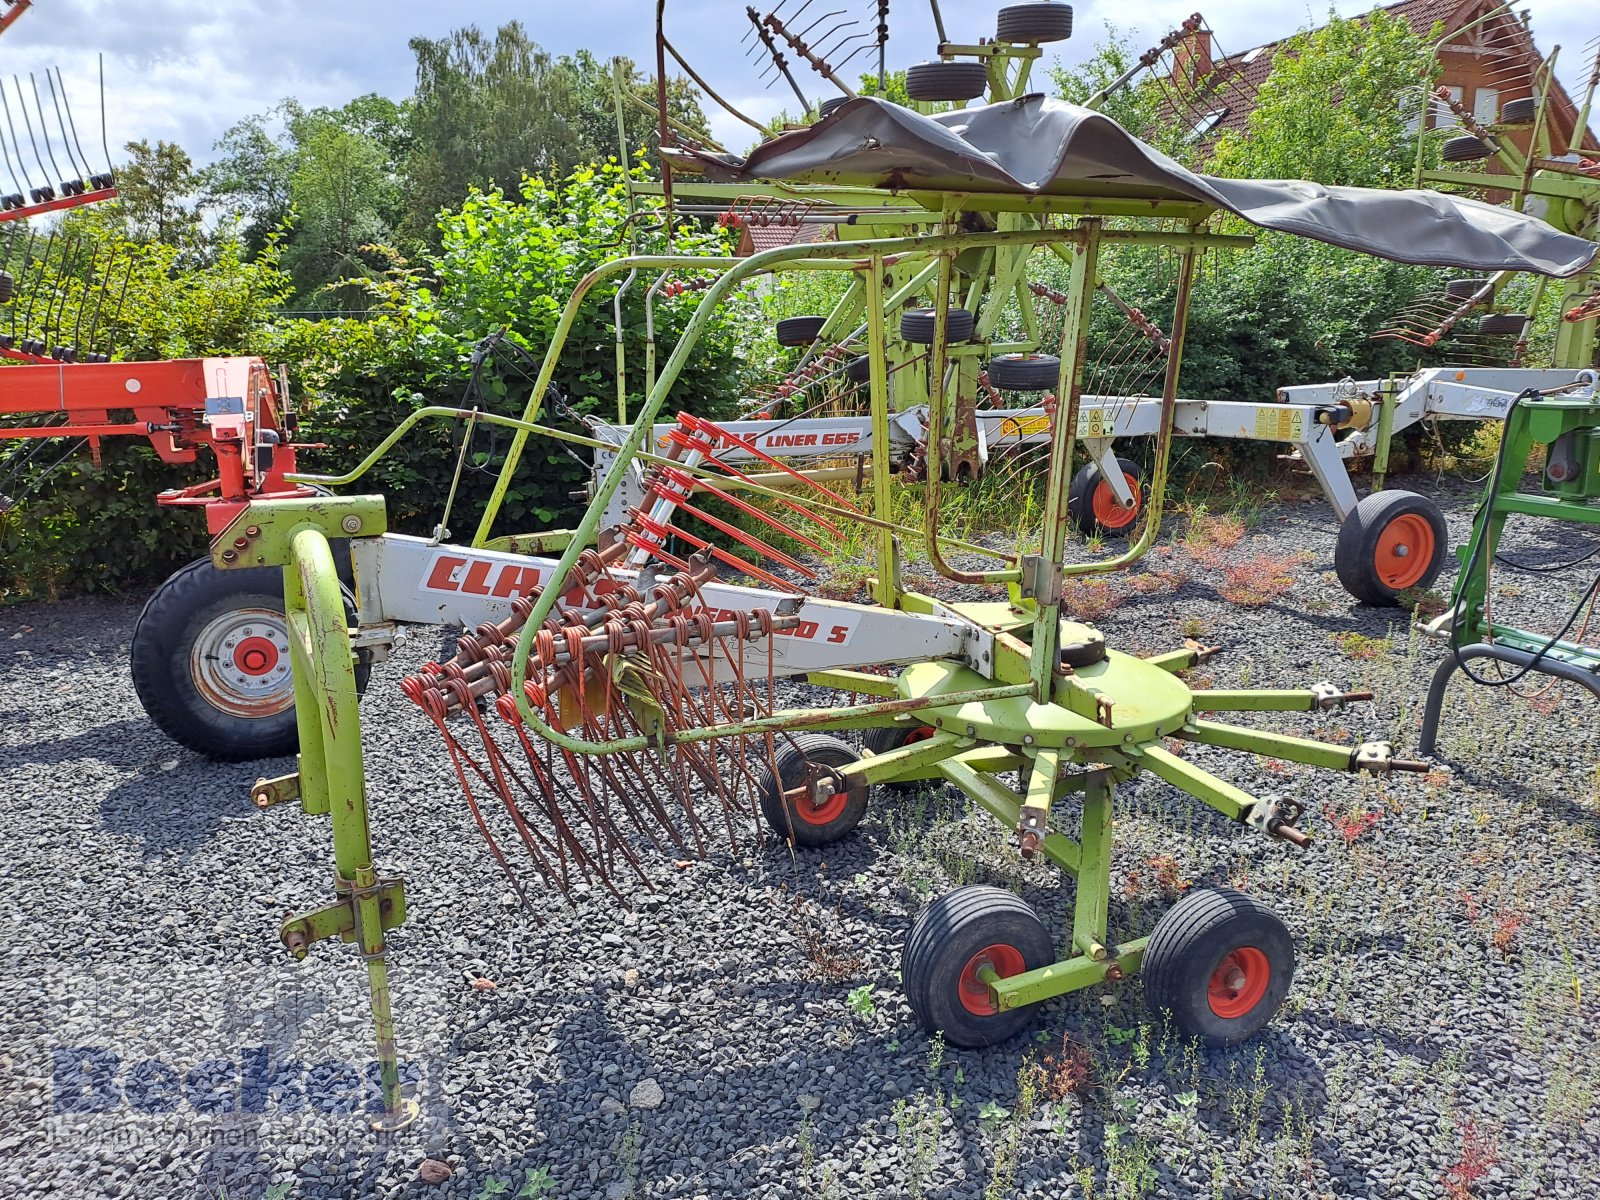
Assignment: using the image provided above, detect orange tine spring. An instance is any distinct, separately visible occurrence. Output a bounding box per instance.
[648,476,817,578]
[654,464,827,554]
[664,427,844,537]
[678,412,864,512]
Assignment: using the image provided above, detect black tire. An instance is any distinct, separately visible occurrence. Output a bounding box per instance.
[1445,277,1491,301]
[0,270,12,305]
[131,558,368,761]
[996,2,1074,43]
[1143,887,1294,1047]
[905,61,989,103]
[1498,97,1536,125]
[900,307,975,345]
[1333,489,1448,606]
[862,722,939,794]
[776,315,828,347]
[817,96,849,119]
[1066,456,1145,538]
[757,733,868,847]
[1441,134,1490,163]
[902,885,1053,1047]
[986,352,1061,390]
[1477,312,1529,336]
[845,354,872,384]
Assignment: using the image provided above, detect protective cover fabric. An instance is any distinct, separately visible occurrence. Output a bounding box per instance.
[681,96,1597,277]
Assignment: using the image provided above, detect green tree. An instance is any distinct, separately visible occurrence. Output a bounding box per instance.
[115,139,203,248]
[1049,24,1168,146]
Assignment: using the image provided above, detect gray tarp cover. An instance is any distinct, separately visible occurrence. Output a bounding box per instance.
[683,96,1597,277]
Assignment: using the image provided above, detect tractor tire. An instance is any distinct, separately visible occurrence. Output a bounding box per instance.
[1498,97,1537,125]
[986,352,1061,391]
[131,557,369,761]
[1444,277,1491,301]
[862,722,939,794]
[1333,489,1448,606]
[1477,312,1529,336]
[1066,456,1146,538]
[1441,135,1490,163]
[903,885,1053,1047]
[1143,887,1294,1046]
[905,61,990,103]
[900,307,975,345]
[757,733,869,847]
[776,315,828,347]
[996,2,1074,43]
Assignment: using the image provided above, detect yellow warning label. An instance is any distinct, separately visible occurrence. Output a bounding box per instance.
[1077,409,1108,438]
[999,413,1052,438]
[1253,407,1304,441]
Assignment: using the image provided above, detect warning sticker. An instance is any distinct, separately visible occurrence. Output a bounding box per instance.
[999,413,1052,438]
[1253,407,1304,441]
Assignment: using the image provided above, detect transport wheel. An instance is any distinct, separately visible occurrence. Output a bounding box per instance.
[902,885,1053,1047]
[131,558,368,761]
[900,307,975,345]
[845,354,873,383]
[862,722,938,794]
[996,2,1074,43]
[0,269,12,304]
[1498,97,1536,124]
[1477,312,1529,336]
[1333,489,1448,606]
[818,96,849,119]
[1441,134,1490,163]
[986,352,1061,390]
[1143,887,1294,1046]
[1444,277,1490,301]
[758,733,869,847]
[1066,456,1145,537]
[776,315,828,347]
[905,60,990,103]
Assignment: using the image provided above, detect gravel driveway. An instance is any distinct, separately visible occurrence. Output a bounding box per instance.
[2,474,1596,1200]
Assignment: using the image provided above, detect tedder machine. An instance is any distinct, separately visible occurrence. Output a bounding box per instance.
[171,1,1597,1126]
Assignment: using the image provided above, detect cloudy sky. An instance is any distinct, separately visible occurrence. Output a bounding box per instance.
[4,0,1594,169]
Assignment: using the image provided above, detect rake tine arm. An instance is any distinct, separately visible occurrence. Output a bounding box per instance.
[1191,684,1373,712]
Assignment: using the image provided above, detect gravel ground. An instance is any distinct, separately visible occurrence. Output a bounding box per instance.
[1,471,1597,1200]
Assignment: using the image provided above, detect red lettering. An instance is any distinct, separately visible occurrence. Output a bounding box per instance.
[828,624,848,643]
[491,565,542,598]
[460,560,495,595]
[425,555,466,591]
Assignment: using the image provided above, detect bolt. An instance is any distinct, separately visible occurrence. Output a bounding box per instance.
[341,515,363,534]
[1104,963,1125,983]
[245,525,260,537]
[234,536,249,549]
[221,549,237,563]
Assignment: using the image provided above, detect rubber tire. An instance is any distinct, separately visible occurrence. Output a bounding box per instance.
[0,270,12,305]
[1066,456,1146,538]
[900,307,975,345]
[1498,97,1536,125]
[776,315,828,347]
[131,558,368,761]
[1445,277,1490,301]
[902,885,1053,1048]
[1143,887,1294,1047]
[1442,134,1490,163]
[996,2,1074,43]
[863,722,939,795]
[1478,312,1529,336]
[845,354,872,384]
[905,61,990,103]
[818,96,849,119]
[758,733,869,848]
[986,352,1061,390]
[1333,489,1448,606]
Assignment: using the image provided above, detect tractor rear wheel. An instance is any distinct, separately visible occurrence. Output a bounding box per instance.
[1143,887,1293,1046]
[757,733,869,847]
[1066,456,1145,537]
[862,722,938,794]
[131,558,368,761]
[903,885,1053,1047]
[1333,490,1447,606]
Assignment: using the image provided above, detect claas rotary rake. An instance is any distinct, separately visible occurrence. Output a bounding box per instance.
[209,10,1597,1127]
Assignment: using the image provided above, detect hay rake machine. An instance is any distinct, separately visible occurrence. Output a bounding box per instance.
[198,2,1599,1128]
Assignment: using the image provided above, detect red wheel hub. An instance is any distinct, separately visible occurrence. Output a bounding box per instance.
[957,942,1026,1016]
[1373,513,1435,589]
[1207,946,1271,1018]
[903,725,936,745]
[798,789,848,826]
[1092,474,1141,530]
[232,636,281,677]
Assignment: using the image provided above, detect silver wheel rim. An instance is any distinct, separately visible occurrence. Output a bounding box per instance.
[189,606,294,720]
